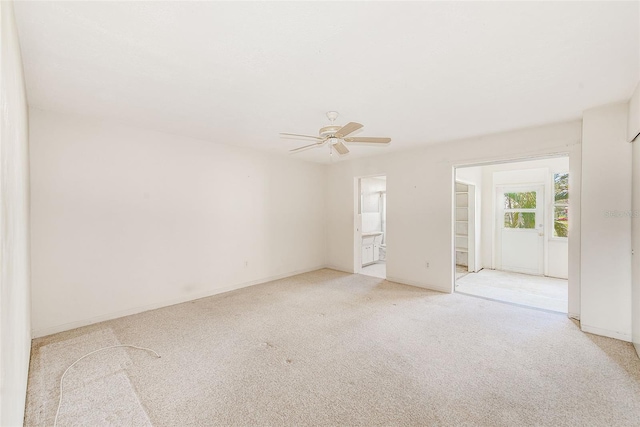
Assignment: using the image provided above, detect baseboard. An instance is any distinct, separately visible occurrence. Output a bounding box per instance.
[385,276,452,294]
[567,312,580,321]
[634,342,640,359]
[580,323,632,342]
[32,265,327,338]
[322,266,453,296]
[324,265,353,274]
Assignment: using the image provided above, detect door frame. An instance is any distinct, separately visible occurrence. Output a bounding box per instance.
[354,174,387,274]
[451,152,576,319]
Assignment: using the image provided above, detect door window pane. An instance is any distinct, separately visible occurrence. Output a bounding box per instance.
[504,192,536,209]
[504,212,536,229]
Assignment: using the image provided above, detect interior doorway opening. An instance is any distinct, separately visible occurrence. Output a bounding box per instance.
[454,157,569,313]
[356,175,386,279]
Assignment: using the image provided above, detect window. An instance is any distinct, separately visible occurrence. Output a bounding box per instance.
[503,192,536,229]
[553,173,569,237]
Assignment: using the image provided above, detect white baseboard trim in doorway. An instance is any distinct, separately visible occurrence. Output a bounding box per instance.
[324,265,353,274]
[386,276,452,294]
[581,324,632,342]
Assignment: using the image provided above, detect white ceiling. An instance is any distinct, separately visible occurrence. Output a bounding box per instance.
[14,1,640,164]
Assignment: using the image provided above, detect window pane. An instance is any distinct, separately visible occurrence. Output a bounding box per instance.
[554,173,569,205]
[553,173,569,237]
[554,206,569,237]
[504,192,536,209]
[504,212,536,229]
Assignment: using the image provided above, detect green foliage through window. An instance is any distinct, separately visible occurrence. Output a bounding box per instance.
[553,173,569,237]
[504,212,536,229]
[503,191,537,229]
[504,192,536,209]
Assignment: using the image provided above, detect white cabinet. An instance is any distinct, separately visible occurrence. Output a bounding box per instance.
[362,243,381,266]
[362,244,374,265]
[361,232,382,266]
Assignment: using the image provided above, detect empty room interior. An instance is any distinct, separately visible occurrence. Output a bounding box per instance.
[2,1,640,426]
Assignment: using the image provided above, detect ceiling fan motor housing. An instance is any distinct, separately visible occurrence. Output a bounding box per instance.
[319,125,342,138]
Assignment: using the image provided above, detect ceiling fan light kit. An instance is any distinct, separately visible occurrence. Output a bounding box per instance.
[280,111,391,156]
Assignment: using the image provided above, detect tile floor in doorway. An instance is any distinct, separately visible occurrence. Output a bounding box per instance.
[455,269,568,313]
[455,265,470,280]
[361,262,386,279]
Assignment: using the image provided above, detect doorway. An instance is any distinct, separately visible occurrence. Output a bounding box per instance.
[453,157,569,313]
[357,175,386,279]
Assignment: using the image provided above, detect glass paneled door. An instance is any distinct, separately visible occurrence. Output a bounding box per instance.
[496,185,544,275]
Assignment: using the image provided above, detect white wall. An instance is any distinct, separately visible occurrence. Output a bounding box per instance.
[581,102,632,341]
[29,108,327,337]
[0,1,31,425]
[326,121,582,298]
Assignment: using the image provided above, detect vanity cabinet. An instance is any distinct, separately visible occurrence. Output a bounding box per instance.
[362,244,375,265]
[361,234,381,266]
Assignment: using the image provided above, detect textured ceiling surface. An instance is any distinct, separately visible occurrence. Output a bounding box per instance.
[13,1,640,163]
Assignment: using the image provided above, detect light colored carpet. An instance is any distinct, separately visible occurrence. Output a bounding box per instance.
[26,329,153,426]
[26,269,640,426]
[360,261,386,279]
[456,269,568,313]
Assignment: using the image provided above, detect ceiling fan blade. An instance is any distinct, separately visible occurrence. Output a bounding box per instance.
[332,140,350,155]
[280,132,324,140]
[335,122,363,138]
[289,142,321,153]
[344,137,391,144]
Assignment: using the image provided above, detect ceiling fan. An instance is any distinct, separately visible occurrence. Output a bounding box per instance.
[280,111,391,156]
